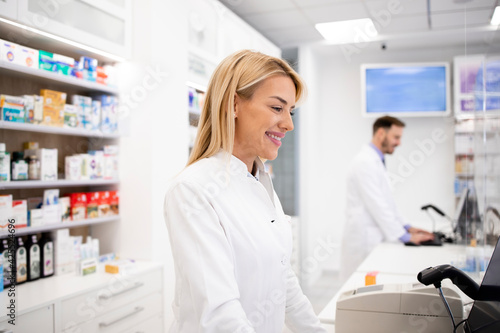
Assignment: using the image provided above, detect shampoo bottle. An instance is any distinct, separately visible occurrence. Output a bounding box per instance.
[40,233,54,278]
[26,234,41,281]
[0,239,13,288]
[16,237,27,284]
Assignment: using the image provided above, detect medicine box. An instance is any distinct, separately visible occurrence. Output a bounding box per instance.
[1,94,25,123]
[60,197,71,222]
[91,100,101,131]
[0,195,13,231]
[86,192,99,219]
[65,155,81,180]
[70,193,87,221]
[72,95,92,130]
[40,89,66,127]
[0,40,20,65]
[12,200,27,229]
[95,95,118,134]
[19,46,39,69]
[98,191,111,217]
[63,104,78,128]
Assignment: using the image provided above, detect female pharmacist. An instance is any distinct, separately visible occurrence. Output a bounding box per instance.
[164,50,326,332]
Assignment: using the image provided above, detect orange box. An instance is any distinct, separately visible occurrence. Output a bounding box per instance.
[365,271,379,286]
[40,89,66,127]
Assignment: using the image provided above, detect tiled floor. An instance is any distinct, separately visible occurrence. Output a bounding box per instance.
[303,271,343,314]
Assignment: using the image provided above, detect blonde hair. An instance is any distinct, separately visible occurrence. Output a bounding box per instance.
[187,50,306,166]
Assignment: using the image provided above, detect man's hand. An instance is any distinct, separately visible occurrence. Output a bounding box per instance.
[408,227,435,244]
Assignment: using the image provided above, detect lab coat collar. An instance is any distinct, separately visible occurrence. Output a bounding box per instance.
[213,150,275,205]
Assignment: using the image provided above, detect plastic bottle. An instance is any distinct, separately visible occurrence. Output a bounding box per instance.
[16,237,27,284]
[26,234,41,281]
[39,233,54,278]
[11,151,28,181]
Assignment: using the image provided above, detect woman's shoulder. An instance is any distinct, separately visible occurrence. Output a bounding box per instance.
[168,155,223,190]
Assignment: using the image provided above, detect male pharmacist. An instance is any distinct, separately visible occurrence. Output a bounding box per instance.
[340,116,434,280]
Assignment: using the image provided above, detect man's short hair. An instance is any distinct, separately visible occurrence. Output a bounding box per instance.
[373,116,405,135]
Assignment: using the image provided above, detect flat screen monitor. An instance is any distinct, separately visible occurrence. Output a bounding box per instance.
[361,62,451,117]
[464,236,500,332]
[454,188,481,242]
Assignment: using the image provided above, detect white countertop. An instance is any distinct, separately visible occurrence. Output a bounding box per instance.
[0,261,163,318]
[318,242,468,325]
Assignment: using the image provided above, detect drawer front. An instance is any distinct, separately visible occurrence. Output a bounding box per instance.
[61,269,162,328]
[122,314,163,333]
[0,305,54,333]
[63,292,162,333]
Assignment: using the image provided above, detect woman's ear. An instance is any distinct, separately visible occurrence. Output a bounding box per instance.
[233,93,239,118]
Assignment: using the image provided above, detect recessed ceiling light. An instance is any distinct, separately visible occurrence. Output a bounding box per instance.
[315,18,378,44]
[491,6,500,26]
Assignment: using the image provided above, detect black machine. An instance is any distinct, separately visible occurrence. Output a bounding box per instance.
[419,188,482,245]
[418,236,500,332]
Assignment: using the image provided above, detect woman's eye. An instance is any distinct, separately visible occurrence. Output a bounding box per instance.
[272,106,283,112]
[290,111,295,117]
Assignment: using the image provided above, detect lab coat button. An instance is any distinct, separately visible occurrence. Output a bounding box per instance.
[281,256,287,265]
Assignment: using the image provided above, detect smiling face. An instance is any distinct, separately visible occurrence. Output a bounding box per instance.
[233,75,296,171]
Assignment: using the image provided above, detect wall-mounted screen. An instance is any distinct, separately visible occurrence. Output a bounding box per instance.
[361,62,451,117]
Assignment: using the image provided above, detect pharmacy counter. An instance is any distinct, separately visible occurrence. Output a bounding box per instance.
[0,261,164,332]
[318,242,468,327]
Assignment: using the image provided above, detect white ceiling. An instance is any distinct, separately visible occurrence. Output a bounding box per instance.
[217,0,499,48]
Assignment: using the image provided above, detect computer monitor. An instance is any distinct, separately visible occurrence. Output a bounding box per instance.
[464,236,500,332]
[454,188,481,243]
[360,62,451,117]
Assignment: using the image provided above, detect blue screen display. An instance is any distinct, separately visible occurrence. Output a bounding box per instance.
[365,66,448,113]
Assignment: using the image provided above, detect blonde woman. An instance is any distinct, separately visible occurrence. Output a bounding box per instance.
[164,50,326,332]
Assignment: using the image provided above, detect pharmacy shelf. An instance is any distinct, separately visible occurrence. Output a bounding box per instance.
[0,59,118,94]
[0,215,120,238]
[0,179,119,190]
[0,120,120,139]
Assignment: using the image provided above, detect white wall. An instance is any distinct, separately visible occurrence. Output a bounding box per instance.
[95,0,189,328]
[297,41,499,280]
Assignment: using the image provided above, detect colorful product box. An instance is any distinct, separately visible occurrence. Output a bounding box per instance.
[88,150,103,179]
[109,191,119,216]
[40,89,66,127]
[65,155,81,180]
[72,95,92,130]
[0,195,13,230]
[63,104,78,128]
[39,50,75,75]
[27,197,43,227]
[22,95,44,124]
[91,100,101,131]
[70,193,87,221]
[98,191,111,217]
[0,95,25,123]
[60,197,71,222]
[0,40,19,64]
[86,192,99,219]
[12,200,28,229]
[19,46,39,69]
[94,95,118,134]
[79,56,98,82]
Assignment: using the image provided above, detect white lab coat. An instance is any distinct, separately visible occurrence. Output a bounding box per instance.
[340,144,407,279]
[164,151,325,333]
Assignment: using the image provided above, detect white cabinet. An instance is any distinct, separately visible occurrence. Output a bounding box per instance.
[0,305,54,333]
[3,0,132,59]
[0,0,17,21]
